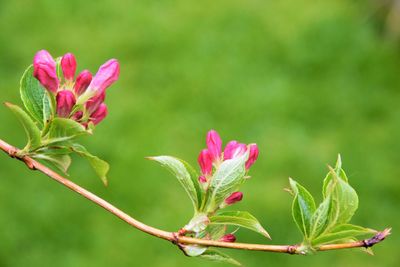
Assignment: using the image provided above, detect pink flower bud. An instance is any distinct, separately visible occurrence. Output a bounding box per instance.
[223,141,247,160]
[71,111,83,121]
[206,130,222,162]
[33,50,59,93]
[199,175,207,183]
[245,144,259,170]
[85,91,106,115]
[61,53,77,81]
[90,103,108,125]
[198,149,212,175]
[56,90,76,118]
[225,191,243,205]
[88,59,120,93]
[74,70,92,95]
[220,234,236,243]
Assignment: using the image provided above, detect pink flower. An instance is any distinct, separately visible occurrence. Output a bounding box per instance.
[90,103,108,125]
[223,141,247,160]
[74,70,92,95]
[56,90,76,118]
[245,144,259,170]
[198,149,212,175]
[61,53,77,81]
[33,50,59,93]
[220,234,236,242]
[206,130,222,162]
[88,59,120,93]
[86,91,106,115]
[225,191,243,205]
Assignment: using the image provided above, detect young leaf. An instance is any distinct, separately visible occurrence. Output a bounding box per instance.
[206,153,248,212]
[148,156,200,211]
[184,213,209,233]
[324,166,359,231]
[19,65,51,127]
[5,102,41,150]
[332,174,358,224]
[181,245,207,257]
[209,211,270,239]
[322,154,348,197]
[289,178,316,238]
[312,224,377,246]
[309,196,331,239]
[70,144,109,185]
[207,225,226,240]
[33,146,72,155]
[32,153,72,174]
[199,249,242,266]
[180,159,203,208]
[45,118,87,144]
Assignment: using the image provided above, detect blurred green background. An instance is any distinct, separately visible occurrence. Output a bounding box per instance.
[0,0,399,266]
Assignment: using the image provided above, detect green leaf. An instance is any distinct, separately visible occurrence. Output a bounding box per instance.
[33,146,72,155]
[32,153,72,174]
[184,213,209,233]
[182,245,207,257]
[289,178,316,238]
[322,154,348,197]
[207,225,226,240]
[149,156,200,211]
[45,118,87,144]
[5,102,41,150]
[324,166,359,231]
[312,224,376,246]
[310,196,331,238]
[19,65,51,127]
[70,144,109,185]
[180,159,203,209]
[210,211,270,239]
[206,153,248,212]
[199,249,242,266]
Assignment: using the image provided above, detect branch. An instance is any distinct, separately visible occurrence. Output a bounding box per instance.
[0,138,390,255]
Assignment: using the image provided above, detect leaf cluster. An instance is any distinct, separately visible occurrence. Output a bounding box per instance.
[289,155,377,254]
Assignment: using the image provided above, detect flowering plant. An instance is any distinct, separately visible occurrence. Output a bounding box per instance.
[0,50,390,266]
[6,50,119,184]
[150,130,270,257]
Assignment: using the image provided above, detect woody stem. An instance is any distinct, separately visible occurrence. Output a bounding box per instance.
[0,138,390,254]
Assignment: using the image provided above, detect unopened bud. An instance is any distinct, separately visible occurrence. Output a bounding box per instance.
[90,103,108,125]
[245,144,259,170]
[198,149,212,175]
[223,140,247,160]
[225,191,243,205]
[220,234,236,243]
[33,50,59,93]
[74,70,92,95]
[71,111,83,121]
[88,59,119,93]
[56,90,76,118]
[61,53,77,81]
[86,91,105,115]
[206,130,222,162]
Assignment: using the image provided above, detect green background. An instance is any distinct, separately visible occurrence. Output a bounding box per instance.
[0,0,399,266]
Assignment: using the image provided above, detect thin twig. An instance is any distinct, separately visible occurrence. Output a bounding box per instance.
[0,138,391,254]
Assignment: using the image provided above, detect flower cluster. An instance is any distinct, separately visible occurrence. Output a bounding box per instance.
[33,50,120,127]
[198,130,259,206]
